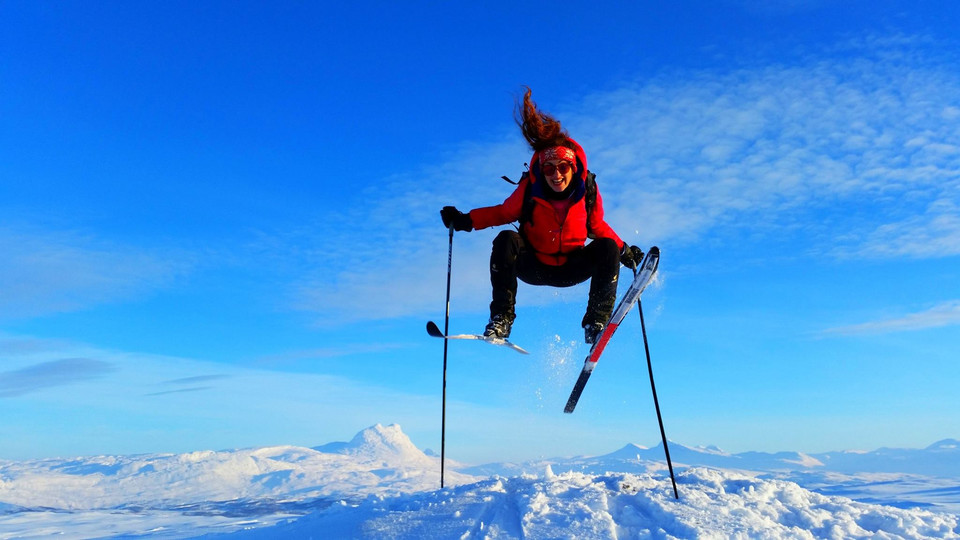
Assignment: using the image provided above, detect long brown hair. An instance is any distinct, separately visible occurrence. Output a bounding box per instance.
[515,87,573,152]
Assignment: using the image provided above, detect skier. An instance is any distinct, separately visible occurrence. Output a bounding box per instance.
[440,88,643,344]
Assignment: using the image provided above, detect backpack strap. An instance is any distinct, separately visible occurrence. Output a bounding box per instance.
[585,172,598,239]
[585,171,597,214]
[519,171,536,226]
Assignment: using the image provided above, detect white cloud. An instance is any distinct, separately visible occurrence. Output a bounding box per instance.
[846,199,960,258]
[0,226,194,320]
[0,358,116,398]
[564,60,960,251]
[0,331,594,461]
[287,35,960,323]
[823,300,960,336]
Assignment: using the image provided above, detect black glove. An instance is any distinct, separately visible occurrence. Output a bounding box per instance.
[440,206,473,232]
[620,245,644,269]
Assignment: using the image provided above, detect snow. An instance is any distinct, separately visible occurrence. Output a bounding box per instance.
[210,469,959,539]
[1,424,958,539]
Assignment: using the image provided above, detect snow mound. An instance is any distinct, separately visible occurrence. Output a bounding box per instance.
[214,468,960,539]
[344,424,426,459]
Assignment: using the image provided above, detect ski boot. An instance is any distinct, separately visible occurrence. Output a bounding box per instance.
[583,322,605,345]
[483,313,515,339]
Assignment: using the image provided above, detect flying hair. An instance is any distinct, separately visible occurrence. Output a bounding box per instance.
[515,87,574,152]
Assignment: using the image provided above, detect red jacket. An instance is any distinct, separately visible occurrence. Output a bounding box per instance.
[469,140,624,266]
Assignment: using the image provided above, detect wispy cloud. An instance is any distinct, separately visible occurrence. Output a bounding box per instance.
[142,374,231,397]
[822,300,960,336]
[567,61,960,251]
[283,34,960,323]
[0,332,450,457]
[844,199,960,259]
[0,358,116,398]
[160,375,231,386]
[0,333,83,356]
[250,344,409,369]
[0,226,194,321]
[145,387,215,397]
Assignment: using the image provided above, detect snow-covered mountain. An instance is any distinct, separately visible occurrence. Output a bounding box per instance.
[1,425,958,539]
[461,438,960,478]
[0,424,476,538]
[313,422,436,467]
[0,424,470,511]
[808,439,960,477]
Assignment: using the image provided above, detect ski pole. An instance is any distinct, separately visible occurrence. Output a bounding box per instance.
[637,296,679,499]
[440,224,454,488]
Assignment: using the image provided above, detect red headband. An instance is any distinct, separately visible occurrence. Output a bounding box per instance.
[539,146,576,165]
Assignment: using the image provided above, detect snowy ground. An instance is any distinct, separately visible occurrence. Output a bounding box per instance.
[208,469,959,539]
[1,424,957,539]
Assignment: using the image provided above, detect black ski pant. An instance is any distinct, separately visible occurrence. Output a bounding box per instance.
[489,230,621,327]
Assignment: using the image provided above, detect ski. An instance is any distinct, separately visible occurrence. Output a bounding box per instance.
[426,321,530,355]
[564,246,660,413]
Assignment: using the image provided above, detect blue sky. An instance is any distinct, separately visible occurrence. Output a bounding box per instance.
[1,1,959,463]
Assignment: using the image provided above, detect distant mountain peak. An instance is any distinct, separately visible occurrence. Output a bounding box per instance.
[691,444,730,456]
[782,452,824,468]
[926,439,960,451]
[316,424,429,464]
[349,424,413,450]
[602,443,651,461]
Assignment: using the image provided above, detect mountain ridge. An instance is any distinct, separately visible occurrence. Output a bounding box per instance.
[460,437,960,478]
[1,424,957,538]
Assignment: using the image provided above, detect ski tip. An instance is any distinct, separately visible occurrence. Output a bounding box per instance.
[564,370,592,413]
[643,246,660,273]
[425,321,444,337]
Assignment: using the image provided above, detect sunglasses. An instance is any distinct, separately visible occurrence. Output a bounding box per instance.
[541,161,574,176]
